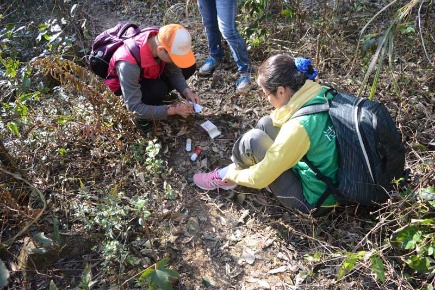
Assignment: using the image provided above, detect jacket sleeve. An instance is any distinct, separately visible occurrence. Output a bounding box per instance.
[117,61,168,120]
[164,63,189,94]
[227,120,310,188]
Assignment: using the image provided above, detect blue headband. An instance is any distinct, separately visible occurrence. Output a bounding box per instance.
[295,57,318,80]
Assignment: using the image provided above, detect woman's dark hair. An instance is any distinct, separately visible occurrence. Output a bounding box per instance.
[257,54,316,94]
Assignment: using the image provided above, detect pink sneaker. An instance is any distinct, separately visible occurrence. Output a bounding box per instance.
[193,168,237,191]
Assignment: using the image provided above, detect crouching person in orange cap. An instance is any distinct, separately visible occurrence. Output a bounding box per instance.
[105,24,200,133]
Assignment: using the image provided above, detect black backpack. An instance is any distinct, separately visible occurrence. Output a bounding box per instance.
[293,88,406,207]
[88,23,159,79]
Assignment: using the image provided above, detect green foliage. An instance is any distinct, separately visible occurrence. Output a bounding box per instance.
[50,264,96,290]
[130,138,164,172]
[58,148,67,156]
[53,217,61,245]
[164,181,176,200]
[240,0,270,49]
[281,7,295,20]
[202,277,212,288]
[57,115,71,126]
[0,24,31,59]
[418,186,435,202]
[391,217,435,273]
[337,251,365,280]
[6,121,19,136]
[76,263,97,290]
[1,57,20,78]
[137,258,179,290]
[335,250,387,282]
[360,33,378,57]
[145,138,163,172]
[36,18,75,55]
[71,187,152,270]
[304,251,322,262]
[304,249,387,283]
[0,39,45,136]
[0,3,85,138]
[357,0,421,100]
[370,255,386,282]
[335,186,435,284]
[49,280,58,290]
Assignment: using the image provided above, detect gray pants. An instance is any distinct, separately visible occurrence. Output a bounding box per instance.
[232,116,328,215]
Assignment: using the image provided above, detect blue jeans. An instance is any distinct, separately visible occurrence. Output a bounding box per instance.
[231,116,331,215]
[197,0,252,74]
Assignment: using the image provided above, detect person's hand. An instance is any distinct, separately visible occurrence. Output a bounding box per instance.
[182,87,200,104]
[167,102,194,118]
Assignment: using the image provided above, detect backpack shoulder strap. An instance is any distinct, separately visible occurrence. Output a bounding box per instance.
[118,23,141,38]
[123,26,160,69]
[292,87,337,119]
[141,26,160,33]
[124,38,141,66]
[292,103,330,119]
[302,156,338,209]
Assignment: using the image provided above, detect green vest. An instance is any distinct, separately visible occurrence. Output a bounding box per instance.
[293,87,338,206]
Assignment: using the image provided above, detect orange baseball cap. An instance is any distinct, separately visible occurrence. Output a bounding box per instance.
[158,24,196,68]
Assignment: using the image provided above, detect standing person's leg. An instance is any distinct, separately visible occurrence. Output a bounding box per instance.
[215,0,252,91]
[215,0,251,74]
[197,0,223,74]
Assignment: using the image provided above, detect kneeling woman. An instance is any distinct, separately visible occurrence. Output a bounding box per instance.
[193,54,338,215]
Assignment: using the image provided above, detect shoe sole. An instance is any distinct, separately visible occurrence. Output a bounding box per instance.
[198,70,215,76]
[198,63,220,76]
[236,85,252,94]
[195,184,237,191]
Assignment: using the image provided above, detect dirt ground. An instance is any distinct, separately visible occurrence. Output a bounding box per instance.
[3,0,433,289]
[81,1,400,289]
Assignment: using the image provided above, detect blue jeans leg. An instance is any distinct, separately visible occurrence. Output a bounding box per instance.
[198,0,252,73]
[197,0,224,61]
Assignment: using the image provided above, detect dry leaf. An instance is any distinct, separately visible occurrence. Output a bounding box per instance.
[238,248,256,265]
[257,280,271,289]
[268,266,287,274]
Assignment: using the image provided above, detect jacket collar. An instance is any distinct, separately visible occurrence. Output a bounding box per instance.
[270,80,323,126]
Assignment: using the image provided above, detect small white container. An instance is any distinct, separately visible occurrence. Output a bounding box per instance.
[186,138,192,152]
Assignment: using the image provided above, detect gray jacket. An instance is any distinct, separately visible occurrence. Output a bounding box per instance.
[116,61,188,120]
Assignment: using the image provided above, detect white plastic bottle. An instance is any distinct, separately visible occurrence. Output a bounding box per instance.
[186,138,192,152]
